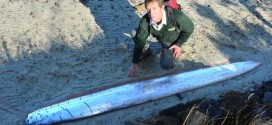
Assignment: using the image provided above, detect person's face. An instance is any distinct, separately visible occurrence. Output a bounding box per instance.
[146,1,164,24]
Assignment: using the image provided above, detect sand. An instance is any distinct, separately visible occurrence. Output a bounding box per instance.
[0,0,271,124]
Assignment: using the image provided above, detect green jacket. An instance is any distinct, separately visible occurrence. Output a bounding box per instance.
[132,9,194,63]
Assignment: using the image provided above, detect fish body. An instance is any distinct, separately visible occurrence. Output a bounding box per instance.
[26,61,260,124]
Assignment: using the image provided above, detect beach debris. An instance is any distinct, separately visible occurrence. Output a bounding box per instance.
[137,80,272,125]
[262,92,272,103]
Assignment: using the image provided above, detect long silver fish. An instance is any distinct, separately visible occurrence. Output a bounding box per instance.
[26,61,260,124]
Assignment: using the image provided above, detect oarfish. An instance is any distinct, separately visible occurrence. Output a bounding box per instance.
[26,61,260,124]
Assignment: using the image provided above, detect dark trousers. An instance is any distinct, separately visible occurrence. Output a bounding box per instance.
[134,29,175,70]
[160,43,175,70]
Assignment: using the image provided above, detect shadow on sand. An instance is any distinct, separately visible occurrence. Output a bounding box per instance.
[191,1,271,57]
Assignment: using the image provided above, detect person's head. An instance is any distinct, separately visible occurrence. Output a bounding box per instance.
[145,0,165,24]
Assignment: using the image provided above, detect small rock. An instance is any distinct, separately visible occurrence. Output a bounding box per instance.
[30,12,36,18]
[262,80,272,91]
[261,92,272,103]
[55,2,60,8]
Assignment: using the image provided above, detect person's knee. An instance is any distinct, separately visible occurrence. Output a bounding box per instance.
[160,48,175,70]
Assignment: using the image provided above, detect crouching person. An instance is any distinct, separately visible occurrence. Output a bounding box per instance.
[128,0,194,77]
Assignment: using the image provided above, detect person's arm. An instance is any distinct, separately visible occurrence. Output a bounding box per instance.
[128,63,139,77]
[169,45,182,59]
[169,11,194,59]
[174,11,194,47]
[128,15,150,77]
[132,15,150,64]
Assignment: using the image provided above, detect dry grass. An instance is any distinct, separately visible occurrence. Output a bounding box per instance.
[182,104,272,125]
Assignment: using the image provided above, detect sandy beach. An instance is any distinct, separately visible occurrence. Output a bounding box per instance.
[0,0,271,124]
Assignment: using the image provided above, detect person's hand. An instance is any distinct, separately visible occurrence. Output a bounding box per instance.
[128,63,139,77]
[169,45,182,59]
